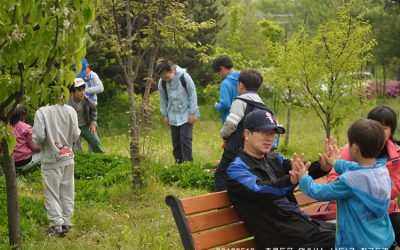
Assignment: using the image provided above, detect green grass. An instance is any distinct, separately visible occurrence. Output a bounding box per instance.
[2,92,400,249]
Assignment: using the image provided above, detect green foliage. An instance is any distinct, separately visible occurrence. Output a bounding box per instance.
[74,153,130,180]
[74,153,131,203]
[0,176,47,242]
[153,162,215,191]
[197,84,220,105]
[270,2,376,138]
[0,0,95,110]
[92,0,216,92]
[0,122,15,153]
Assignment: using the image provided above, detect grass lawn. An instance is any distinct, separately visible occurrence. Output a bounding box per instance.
[1,92,400,249]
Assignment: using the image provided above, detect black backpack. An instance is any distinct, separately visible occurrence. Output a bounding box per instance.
[224,97,273,160]
[161,74,187,101]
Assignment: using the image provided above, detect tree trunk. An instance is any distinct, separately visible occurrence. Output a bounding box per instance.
[138,41,160,135]
[126,0,143,189]
[1,140,21,249]
[325,114,331,139]
[284,88,292,147]
[382,64,387,97]
[0,161,4,176]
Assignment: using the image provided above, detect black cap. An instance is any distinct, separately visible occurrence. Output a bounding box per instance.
[243,110,285,134]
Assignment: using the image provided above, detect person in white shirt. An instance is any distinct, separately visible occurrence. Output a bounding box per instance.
[32,95,80,237]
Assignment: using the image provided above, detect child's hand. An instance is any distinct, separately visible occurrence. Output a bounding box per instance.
[320,144,340,172]
[290,153,311,184]
[324,137,337,157]
[89,124,97,134]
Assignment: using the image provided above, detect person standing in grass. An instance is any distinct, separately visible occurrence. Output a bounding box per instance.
[293,119,394,249]
[215,69,272,191]
[76,58,104,106]
[155,59,199,164]
[67,78,105,153]
[74,58,104,152]
[212,55,240,125]
[32,91,81,237]
[327,105,400,246]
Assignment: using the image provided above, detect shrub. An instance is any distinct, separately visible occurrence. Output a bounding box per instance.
[74,153,130,180]
[366,81,400,99]
[197,84,219,105]
[154,162,215,191]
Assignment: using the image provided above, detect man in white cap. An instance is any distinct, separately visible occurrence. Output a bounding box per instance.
[67,78,105,153]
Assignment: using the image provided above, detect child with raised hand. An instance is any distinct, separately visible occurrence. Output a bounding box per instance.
[292,119,395,249]
[328,105,400,246]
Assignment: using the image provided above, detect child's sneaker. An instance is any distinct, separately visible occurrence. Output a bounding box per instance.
[62,225,72,233]
[45,226,65,237]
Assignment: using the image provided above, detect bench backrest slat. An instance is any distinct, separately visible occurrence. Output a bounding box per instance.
[181,191,230,215]
[187,207,241,233]
[192,222,252,250]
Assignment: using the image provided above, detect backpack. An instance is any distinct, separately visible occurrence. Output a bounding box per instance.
[161,74,187,101]
[223,97,273,160]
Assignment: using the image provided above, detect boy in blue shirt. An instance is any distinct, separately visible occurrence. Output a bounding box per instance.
[292,119,395,249]
[212,55,240,124]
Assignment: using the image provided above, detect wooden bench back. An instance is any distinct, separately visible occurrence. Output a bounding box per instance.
[165,176,329,250]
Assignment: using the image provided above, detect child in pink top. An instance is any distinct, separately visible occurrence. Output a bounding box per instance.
[10,105,40,172]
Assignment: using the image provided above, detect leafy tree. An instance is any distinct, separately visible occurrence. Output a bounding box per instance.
[0,1,94,247]
[272,2,375,139]
[93,0,214,189]
[162,0,225,84]
[366,0,400,92]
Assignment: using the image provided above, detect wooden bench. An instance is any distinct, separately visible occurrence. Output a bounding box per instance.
[165,176,334,250]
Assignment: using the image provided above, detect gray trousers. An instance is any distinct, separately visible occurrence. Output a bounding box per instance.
[42,164,74,227]
[170,123,193,163]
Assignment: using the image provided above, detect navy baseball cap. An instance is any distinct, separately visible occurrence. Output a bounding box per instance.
[243,110,285,134]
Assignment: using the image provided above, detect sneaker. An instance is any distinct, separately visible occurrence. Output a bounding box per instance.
[62,225,72,233]
[45,226,65,237]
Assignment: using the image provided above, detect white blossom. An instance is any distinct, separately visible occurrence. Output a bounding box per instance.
[63,7,69,16]
[63,19,70,29]
[11,26,26,42]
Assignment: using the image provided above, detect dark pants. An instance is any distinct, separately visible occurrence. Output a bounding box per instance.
[214,154,233,191]
[170,123,193,164]
[390,212,400,246]
[298,219,336,248]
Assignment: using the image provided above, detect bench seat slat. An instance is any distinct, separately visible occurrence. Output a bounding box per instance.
[301,202,328,214]
[294,191,318,206]
[181,191,231,215]
[187,207,242,233]
[193,222,252,250]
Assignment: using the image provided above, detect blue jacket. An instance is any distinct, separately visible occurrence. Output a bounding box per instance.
[300,160,394,249]
[158,65,199,126]
[215,71,240,124]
